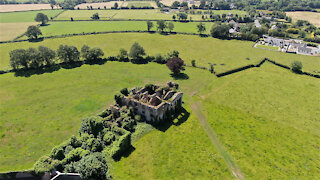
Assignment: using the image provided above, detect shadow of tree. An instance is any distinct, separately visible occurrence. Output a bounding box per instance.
[28,37,44,43]
[170,72,189,80]
[14,65,61,77]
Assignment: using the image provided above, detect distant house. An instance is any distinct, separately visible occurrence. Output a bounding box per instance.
[271,25,278,30]
[228,20,239,31]
[263,35,288,47]
[254,19,261,28]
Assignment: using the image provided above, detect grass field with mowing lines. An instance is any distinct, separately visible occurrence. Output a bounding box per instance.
[1,33,319,73]
[0,22,36,41]
[0,10,63,23]
[286,11,320,27]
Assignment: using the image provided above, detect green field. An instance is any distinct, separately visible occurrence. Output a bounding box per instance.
[125,2,153,8]
[1,59,319,178]
[55,9,247,20]
[0,10,63,23]
[35,21,213,37]
[1,33,319,73]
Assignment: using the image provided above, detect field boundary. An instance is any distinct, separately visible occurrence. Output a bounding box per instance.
[51,19,212,22]
[0,8,62,14]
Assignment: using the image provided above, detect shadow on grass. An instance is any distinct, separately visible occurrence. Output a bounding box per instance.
[28,37,44,43]
[84,58,108,65]
[131,58,149,64]
[113,145,136,162]
[170,72,189,80]
[152,107,190,132]
[60,61,83,69]
[14,65,61,77]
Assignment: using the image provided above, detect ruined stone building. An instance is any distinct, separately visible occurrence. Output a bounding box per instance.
[120,82,183,122]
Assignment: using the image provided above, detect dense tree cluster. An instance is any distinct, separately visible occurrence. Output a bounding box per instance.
[9,45,103,70]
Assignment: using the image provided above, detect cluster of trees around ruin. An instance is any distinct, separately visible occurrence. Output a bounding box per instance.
[34,83,182,179]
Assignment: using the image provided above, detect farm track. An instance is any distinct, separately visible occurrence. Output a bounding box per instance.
[190,101,245,180]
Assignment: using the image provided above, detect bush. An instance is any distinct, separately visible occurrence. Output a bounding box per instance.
[129,42,146,60]
[103,131,115,145]
[120,88,129,96]
[79,116,104,137]
[109,132,131,159]
[166,57,185,74]
[81,45,104,62]
[63,147,89,164]
[34,156,60,174]
[76,153,109,180]
[291,61,303,73]
[51,146,65,160]
[64,145,74,155]
[91,13,100,20]
[154,54,166,64]
[191,60,196,67]
[84,138,103,152]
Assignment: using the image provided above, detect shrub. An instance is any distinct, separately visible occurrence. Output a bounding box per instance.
[191,60,196,67]
[91,13,100,20]
[34,156,60,174]
[84,138,103,152]
[120,88,129,96]
[76,152,109,180]
[291,61,303,73]
[70,135,81,148]
[154,54,166,64]
[79,116,104,137]
[64,145,74,155]
[109,132,131,159]
[118,48,128,61]
[51,146,65,160]
[103,131,115,145]
[209,64,215,73]
[63,147,89,164]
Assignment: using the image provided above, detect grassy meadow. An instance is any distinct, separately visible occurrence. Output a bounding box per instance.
[198,63,320,178]
[1,59,319,178]
[0,62,233,177]
[36,21,213,37]
[1,33,319,73]
[0,10,63,23]
[0,22,37,41]
[55,9,247,20]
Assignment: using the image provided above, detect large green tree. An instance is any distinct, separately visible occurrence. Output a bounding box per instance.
[57,45,80,63]
[210,24,230,39]
[26,25,42,39]
[38,46,56,66]
[129,42,146,59]
[81,45,104,62]
[35,13,49,25]
[157,20,167,32]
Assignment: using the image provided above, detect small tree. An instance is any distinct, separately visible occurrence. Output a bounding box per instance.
[118,48,128,60]
[129,42,145,59]
[167,50,179,58]
[147,21,153,32]
[210,24,230,39]
[172,15,176,21]
[26,25,42,39]
[177,12,188,22]
[157,20,167,32]
[209,64,214,73]
[35,13,49,25]
[291,61,302,73]
[81,45,104,62]
[197,22,206,35]
[57,45,80,63]
[114,2,119,9]
[191,60,196,67]
[168,22,174,32]
[91,13,100,20]
[38,46,56,66]
[166,57,185,74]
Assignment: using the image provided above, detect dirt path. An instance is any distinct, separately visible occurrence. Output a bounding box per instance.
[191,101,245,180]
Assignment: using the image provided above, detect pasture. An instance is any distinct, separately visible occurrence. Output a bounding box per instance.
[122,1,158,8]
[286,11,320,27]
[0,22,36,41]
[0,4,59,12]
[199,63,320,178]
[1,33,319,73]
[36,21,213,37]
[0,10,63,23]
[75,2,124,9]
[0,62,232,176]
[55,9,247,20]
[0,57,319,178]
